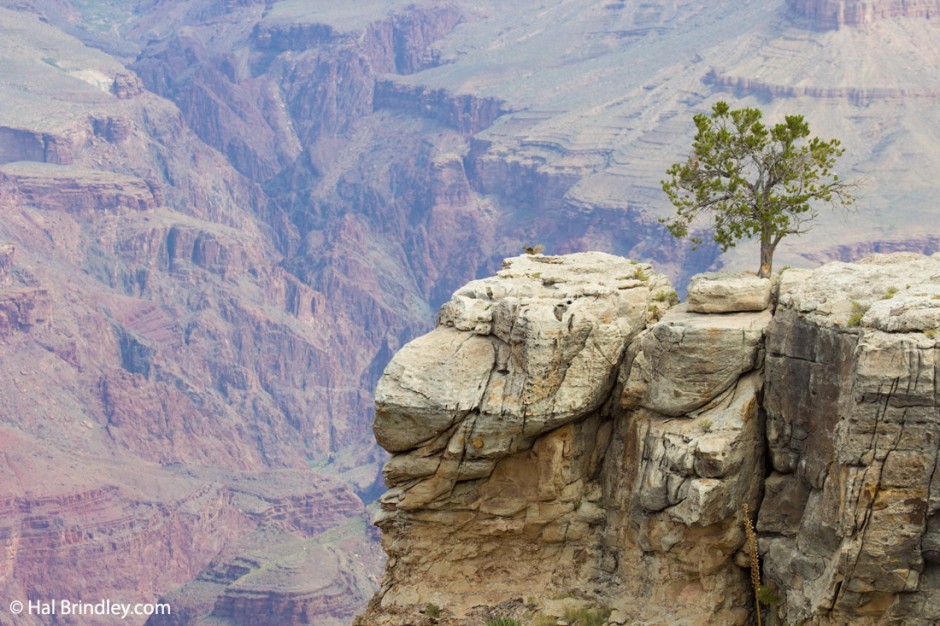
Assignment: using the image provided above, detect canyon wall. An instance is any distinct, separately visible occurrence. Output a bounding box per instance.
[788,0,940,28]
[363,252,940,625]
[3,0,940,623]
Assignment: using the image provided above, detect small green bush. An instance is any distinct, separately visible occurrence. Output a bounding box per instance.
[425,603,441,618]
[563,606,611,626]
[847,301,870,328]
[653,289,679,304]
[485,619,522,626]
[882,286,898,299]
[757,584,781,606]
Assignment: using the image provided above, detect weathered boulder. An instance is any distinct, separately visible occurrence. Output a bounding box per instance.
[774,267,813,304]
[373,252,673,486]
[761,252,940,625]
[687,271,771,313]
[599,366,764,626]
[621,304,770,416]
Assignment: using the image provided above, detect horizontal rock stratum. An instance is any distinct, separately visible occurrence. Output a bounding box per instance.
[360,251,940,626]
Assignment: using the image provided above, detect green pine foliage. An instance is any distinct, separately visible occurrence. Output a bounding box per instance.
[661,101,855,277]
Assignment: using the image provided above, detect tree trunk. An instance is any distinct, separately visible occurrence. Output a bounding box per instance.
[758,231,775,278]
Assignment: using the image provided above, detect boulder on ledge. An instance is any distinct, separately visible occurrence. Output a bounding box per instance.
[686,271,771,313]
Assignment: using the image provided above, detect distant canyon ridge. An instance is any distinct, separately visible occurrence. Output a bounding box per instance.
[0,0,937,624]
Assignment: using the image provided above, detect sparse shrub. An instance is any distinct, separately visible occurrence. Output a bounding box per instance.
[882,286,898,299]
[925,329,937,339]
[425,603,441,618]
[847,301,870,328]
[654,289,679,304]
[701,419,713,432]
[633,267,649,281]
[757,584,781,607]
[531,616,557,626]
[562,606,611,626]
[485,619,522,626]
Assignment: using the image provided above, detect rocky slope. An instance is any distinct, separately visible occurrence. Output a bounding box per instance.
[363,251,940,625]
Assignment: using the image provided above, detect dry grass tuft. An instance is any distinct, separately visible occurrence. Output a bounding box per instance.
[743,503,761,626]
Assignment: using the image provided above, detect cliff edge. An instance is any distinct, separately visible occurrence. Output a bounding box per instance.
[361,251,940,625]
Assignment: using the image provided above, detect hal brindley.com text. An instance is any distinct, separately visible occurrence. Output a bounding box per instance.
[16,598,171,619]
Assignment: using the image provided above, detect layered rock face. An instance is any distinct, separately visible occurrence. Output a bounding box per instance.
[364,252,940,625]
[369,253,674,618]
[761,254,940,625]
[363,254,764,624]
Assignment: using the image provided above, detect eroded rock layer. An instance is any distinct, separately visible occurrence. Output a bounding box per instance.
[761,254,940,625]
[363,252,940,626]
[788,0,940,28]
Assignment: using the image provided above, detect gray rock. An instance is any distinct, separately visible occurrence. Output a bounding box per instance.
[621,305,771,417]
[365,252,940,626]
[375,252,673,458]
[686,271,771,313]
[633,371,764,527]
[774,267,812,305]
[374,328,495,452]
[761,252,940,625]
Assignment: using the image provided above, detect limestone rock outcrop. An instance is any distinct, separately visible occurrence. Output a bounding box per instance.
[363,258,768,625]
[622,304,770,417]
[374,252,670,463]
[760,252,940,625]
[686,271,772,313]
[363,253,940,626]
[366,253,678,622]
